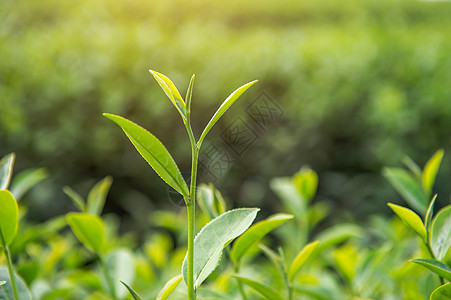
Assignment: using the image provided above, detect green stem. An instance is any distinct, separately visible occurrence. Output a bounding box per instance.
[424,242,445,285]
[234,263,247,300]
[98,255,118,300]
[0,230,19,300]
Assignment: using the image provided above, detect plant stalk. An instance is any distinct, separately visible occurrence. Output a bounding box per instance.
[0,230,19,300]
[98,255,118,300]
[424,242,445,285]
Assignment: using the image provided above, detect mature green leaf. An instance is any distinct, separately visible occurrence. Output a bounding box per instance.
[63,186,86,212]
[410,258,451,281]
[182,208,259,288]
[87,176,113,215]
[0,267,32,300]
[157,274,182,300]
[198,80,258,146]
[66,212,105,253]
[430,283,451,300]
[425,194,438,232]
[422,149,444,195]
[293,167,318,202]
[288,241,320,282]
[382,167,428,214]
[185,74,195,114]
[104,114,189,198]
[0,190,18,245]
[104,249,135,298]
[387,203,427,240]
[149,70,187,120]
[233,276,283,300]
[230,213,293,263]
[430,205,451,260]
[120,281,142,300]
[0,153,15,190]
[9,168,48,201]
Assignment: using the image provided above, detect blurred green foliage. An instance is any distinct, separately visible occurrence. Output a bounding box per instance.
[1,0,451,222]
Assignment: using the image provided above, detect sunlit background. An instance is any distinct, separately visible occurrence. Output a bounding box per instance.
[1,0,451,233]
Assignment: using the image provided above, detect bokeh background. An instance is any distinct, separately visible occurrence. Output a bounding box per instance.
[1,0,451,233]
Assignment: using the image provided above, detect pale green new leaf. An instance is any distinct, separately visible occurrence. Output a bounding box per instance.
[104,249,135,298]
[63,186,86,212]
[233,276,283,300]
[198,80,258,146]
[425,194,438,232]
[66,212,105,253]
[410,258,451,281]
[87,176,113,215]
[157,274,182,300]
[0,190,19,245]
[382,167,428,214]
[149,70,187,120]
[0,267,32,300]
[230,213,293,263]
[10,168,48,201]
[288,241,320,282]
[422,149,444,195]
[182,208,259,288]
[185,74,195,114]
[430,205,451,260]
[0,281,4,286]
[0,153,15,190]
[387,203,427,240]
[120,281,142,300]
[293,167,318,202]
[430,283,451,300]
[104,114,189,198]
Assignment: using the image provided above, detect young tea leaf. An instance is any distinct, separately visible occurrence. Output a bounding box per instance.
[87,176,113,215]
[104,114,189,198]
[185,74,195,114]
[430,283,451,300]
[425,194,438,233]
[430,205,451,260]
[292,167,318,202]
[0,190,18,245]
[233,276,283,300]
[383,167,428,214]
[66,212,105,253]
[9,168,48,201]
[182,208,259,289]
[157,274,182,300]
[120,281,142,300]
[149,70,187,120]
[198,80,258,146]
[288,240,320,282]
[230,213,294,263]
[0,267,32,300]
[410,258,451,281]
[422,149,444,196]
[63,186,86,212]
[387,203,427,241]
[0,153,15,190]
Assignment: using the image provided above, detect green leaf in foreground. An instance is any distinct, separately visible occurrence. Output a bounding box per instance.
[87,176,113,215]
[383,167,428,214]
[104,114,189,198]
[430,205,451,260]
[422,149,444,195]
[430,283,451,300]
[387,203,427,241]
[66,212,105,253]
[182,208,259,289]
[198,80,258,146]
[230,213,294,263]
[0,153,15,190]
[9,167,48,201]
[288,240,320,282]
[410,258,451,281]
[157,274,182,300]
[0,190,19,245]
[233,276,283,300]
[120,281,142,300]
[0,267,32,300]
